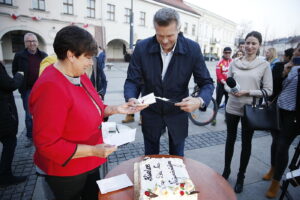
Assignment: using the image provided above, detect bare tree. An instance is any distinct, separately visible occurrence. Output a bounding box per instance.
[236,20,253,39]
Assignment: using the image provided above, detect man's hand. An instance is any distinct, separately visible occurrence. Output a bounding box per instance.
[175,96,202,113]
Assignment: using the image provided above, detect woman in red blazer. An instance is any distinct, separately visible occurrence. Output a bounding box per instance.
[29,26,147,200]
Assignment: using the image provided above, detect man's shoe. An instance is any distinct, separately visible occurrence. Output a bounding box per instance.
[0,175,27,187]
[122,114,134,123]
[211,119,216,126]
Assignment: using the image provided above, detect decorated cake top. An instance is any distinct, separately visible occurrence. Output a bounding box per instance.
[139,157,198,199]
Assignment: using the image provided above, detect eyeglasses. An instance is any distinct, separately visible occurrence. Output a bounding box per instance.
[25,40,37,43]
[224,52,231,54]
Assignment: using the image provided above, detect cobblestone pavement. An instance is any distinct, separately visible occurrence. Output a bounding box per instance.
[0,128,271,200]
[0,133,37,200]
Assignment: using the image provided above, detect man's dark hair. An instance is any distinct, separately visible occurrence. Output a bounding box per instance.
[245,31,262,45]
[238,41,245,45]
[53,25,98,60]
[153,8,180,27]
[284,48,294,60]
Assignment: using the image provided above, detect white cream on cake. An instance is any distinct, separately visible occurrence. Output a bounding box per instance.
[137,157,198,200]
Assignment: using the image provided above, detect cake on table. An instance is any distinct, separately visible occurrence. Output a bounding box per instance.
[134,157,198,200]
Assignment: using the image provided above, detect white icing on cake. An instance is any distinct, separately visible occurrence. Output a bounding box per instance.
[138,157,198,200]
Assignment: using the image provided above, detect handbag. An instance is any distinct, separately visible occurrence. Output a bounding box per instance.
[244,89,281,131]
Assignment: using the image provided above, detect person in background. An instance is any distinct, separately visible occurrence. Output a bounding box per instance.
[262,47,294,183]
[235,50,245,58]
[238,41,245,53]
[265,54,300,198]
[211,47,233,126]
[222,31,273,193]
[29,26,147,200]
[0,62,27,187]
[39,54,57,76]
[266,47,280,70]
[12,33,48,147]
[122,40,143,125]
[124,8,214,156]
[87,55,107,100]
[97,46,106,70]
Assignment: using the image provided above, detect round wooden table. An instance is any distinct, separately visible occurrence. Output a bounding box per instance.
[98,155,236,200]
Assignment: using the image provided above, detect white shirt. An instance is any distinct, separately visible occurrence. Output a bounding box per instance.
[160,44,176,80]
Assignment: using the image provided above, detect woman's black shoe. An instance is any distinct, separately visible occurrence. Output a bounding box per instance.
[234,176,245,193]
[222,168,231,180]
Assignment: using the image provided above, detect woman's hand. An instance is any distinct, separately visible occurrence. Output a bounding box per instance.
[232,90,249,97]
[116,102,148,114]
[72,144,117,159]
[92,144,117,158]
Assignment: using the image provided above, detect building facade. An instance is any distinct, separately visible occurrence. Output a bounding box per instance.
[0,0,236,62]
[262,35,300,58]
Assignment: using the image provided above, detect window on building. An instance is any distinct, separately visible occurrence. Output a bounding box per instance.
[107,4,115,21]
[32,0,45,10]
[192,24,196,36]
[184,22,188,34]
[63,0,73,15]
[124,8,131,23]
[0,0,12,5]
[140,12,145,26]
[86,0,95,18]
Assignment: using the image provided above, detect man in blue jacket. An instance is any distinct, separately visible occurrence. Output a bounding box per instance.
[124,8,214,156]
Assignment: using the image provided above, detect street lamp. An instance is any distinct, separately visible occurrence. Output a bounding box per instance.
[129,0,134,49]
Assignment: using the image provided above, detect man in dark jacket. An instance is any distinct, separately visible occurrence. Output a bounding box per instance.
[91,47,107,99]
[0,62,27,186]
[124,8,214,156]
[269,48,294,101]
[12,33,47,146]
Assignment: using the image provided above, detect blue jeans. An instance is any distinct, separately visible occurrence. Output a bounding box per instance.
[21,89,32,139]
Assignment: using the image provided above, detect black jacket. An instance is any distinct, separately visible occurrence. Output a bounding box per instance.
[12,48,47,93]
[269,61,285,101]
[0,62,24,138]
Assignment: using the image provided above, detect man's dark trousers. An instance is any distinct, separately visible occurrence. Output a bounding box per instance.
[21,89,32,139]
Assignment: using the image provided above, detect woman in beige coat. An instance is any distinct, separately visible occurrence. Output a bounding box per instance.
[222,31,273,193]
